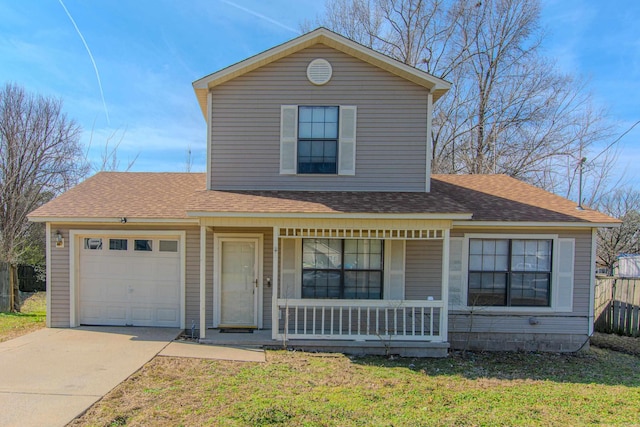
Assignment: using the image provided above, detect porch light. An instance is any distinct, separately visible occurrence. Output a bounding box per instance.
[55,230,64,248]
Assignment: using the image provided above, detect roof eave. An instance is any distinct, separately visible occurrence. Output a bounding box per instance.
[192,28,451,118]
[186,211,472,220]
[452,220,621,228]
[28,216,200,225]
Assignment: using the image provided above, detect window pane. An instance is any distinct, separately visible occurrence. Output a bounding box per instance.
[311,122,325,138]
[84,238,102,250]
[312,107,325,122]
[299,123,312,139]
[469,254,482,271]
[134,239,152,251]
[325,106,338,122]
[468,272,507,306]
[496,240,509,255]
[469,239,483,255]
[159,240,178,252]
[324,122,338,138]
[109,239,127,250]
[299,107,312,122]
[510,273,550,306]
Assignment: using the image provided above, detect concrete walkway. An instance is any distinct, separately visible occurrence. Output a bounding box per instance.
[0,327,180,427]
[160,340,266,362]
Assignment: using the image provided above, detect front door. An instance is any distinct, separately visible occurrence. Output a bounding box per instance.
[217,237,260,327]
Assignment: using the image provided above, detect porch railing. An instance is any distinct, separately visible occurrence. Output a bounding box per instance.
[275,299,445,341]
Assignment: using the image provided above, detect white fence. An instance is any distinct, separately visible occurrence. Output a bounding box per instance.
[276,299,445,341]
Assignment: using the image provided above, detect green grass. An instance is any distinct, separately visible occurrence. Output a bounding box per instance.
[0,292,46,343]
[69,346,640,426]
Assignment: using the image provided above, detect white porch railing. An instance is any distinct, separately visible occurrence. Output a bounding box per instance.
[275,299,445,342]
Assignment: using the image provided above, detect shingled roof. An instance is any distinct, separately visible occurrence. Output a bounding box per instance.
[28,172,619,225]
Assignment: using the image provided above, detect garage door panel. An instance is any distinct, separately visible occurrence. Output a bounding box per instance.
[130,307,153,323]
[79,235,181,327]
[157,307,179,324]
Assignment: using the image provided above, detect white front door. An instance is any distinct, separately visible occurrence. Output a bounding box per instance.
[216,237,260,327]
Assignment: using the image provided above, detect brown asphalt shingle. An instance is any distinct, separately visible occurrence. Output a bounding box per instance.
[28,172,206,219]
[28,172,619,224]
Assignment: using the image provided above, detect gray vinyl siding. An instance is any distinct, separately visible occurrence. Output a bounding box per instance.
[50,228,70,327]
[209,45,429,191]
[405,240,442,300]
[184,228,201,328]
[449,227,594,337]
[48,224,200,329]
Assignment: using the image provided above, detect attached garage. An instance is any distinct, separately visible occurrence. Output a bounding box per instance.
[72,231,185,328]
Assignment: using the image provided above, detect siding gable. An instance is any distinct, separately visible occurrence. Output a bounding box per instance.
[209,45,430,192]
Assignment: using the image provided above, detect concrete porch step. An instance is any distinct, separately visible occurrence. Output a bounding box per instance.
[199,329,449,357]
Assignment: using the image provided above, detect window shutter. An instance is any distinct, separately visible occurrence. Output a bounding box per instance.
[280,105,298,174]
[280,239,301,299]
[338,106,357,175]
[385,240,405,300]
[448,237,464,307]
[555,238,574,312]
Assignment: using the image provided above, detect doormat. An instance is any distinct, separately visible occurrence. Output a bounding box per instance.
[219,328,254,333]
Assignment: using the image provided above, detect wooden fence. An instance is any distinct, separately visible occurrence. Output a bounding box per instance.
[0,262,9,312]
[594,277,640,336]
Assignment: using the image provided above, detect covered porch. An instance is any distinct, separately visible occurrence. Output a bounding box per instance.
[195,216,457,355]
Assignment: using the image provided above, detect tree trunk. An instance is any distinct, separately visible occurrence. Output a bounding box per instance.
[9,264,20,312]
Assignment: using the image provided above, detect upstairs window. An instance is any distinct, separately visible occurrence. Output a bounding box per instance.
[280,105,357,176]
[297,106,338,174]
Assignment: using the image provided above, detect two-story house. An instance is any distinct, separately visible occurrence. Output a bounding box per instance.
[29,28,618,356]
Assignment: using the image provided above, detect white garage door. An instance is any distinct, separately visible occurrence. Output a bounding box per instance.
[78,235,181,327]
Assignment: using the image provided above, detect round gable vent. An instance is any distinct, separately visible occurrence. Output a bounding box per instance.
[307,59,333,85]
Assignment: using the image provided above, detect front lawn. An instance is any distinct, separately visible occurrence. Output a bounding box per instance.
[70,344,640,426]
[0,292,46,343]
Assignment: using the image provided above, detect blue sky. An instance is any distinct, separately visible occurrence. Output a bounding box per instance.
[1,0,638,188]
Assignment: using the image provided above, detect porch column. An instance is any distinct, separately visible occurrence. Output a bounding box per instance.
[199,224,207,339]
[440,228,450,340]
[272,226,279,340]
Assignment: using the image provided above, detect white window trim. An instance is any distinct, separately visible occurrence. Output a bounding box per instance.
[453,233,568,313]
[280,104,356,176]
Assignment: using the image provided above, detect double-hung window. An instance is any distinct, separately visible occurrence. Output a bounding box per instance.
[468,238,552,306]
[302,239,383,299]
[298,106,338,174]
[280,105,357,176]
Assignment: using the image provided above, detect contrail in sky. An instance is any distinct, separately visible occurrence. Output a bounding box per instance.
[221,0,301,35]
[58,0,110,125]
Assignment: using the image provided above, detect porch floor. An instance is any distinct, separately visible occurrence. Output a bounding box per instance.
[199,329,450,358]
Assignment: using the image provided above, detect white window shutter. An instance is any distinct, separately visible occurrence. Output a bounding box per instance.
[280,105,298,174]
[448,237,464,307]
[555,238,574,312]
[280,239,301,299]
[338,106,357,175]
[385,240,405,300]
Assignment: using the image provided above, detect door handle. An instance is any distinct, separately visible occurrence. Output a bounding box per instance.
[255,279,259,288]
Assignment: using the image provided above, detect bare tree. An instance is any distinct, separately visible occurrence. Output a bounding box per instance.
[0,83,86,311]
[315,0,614,200]
[595,188,640,274]
[85,125,138,173]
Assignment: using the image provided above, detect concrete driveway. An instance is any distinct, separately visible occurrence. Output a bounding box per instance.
[0,326,180,427]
